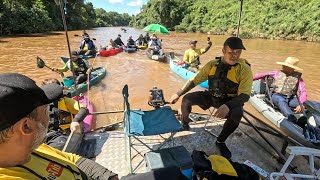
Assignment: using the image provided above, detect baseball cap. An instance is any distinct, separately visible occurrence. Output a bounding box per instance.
[0,73,63,131]
[118,34,121,37]
[189,40,197,45]
[223,37,246,50]
[71,50,79,56]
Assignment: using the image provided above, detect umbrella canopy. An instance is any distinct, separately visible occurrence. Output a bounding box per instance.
[143,24,170,34]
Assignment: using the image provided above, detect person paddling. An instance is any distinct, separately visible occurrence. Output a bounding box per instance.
[53,51,90,85]
[114,34,125,47]
[79,35,96,56]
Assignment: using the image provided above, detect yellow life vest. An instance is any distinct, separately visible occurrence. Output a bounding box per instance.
[0,144,85,180]
[83,43,89,51]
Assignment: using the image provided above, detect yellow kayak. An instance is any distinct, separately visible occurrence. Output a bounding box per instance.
[138,45,147,50]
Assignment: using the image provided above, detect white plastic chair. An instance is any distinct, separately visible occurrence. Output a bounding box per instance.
[269,146,320,180]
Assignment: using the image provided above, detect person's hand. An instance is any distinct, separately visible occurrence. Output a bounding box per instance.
[214,104,230,119]
[87,67,93,74]
[294,105,303,113]
[70,122,81,133]
[170,93,180,104]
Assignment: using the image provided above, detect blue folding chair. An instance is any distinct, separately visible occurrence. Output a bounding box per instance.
[122,85,183,173]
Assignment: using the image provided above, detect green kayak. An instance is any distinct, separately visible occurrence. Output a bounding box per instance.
[64,67,107,96]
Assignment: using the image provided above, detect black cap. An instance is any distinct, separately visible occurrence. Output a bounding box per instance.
[189,40,197,45]
[118,34,121,37]
[71,50,78,56]
[0,73,63,131]
[223,37,246,50]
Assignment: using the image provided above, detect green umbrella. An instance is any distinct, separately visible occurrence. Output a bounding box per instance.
[143,24,170,34]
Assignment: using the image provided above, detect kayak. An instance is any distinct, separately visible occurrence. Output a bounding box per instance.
[169,54,209,89]
[124,47,137,53]
[146,50,167,62]
[137,45,147,50]
[80,54,96,60]
[250,80,320,148]
[99,47,123,57]
[72,95,94,133]
[64,67,107,96]
[46,95,96,158]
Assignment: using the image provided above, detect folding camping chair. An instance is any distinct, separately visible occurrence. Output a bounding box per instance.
[269,146,320,180]
[200,108,227,138]
[122,85,183,173]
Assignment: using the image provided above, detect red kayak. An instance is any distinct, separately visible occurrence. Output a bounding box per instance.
[99,47,123,57]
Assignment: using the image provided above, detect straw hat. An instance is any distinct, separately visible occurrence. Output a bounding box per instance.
[276,57,303,71]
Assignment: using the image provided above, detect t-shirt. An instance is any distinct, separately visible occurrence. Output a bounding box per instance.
[183,48,206,64]
[0,144,85,180]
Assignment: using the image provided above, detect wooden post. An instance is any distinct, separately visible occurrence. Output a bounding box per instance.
[236,0,244,37]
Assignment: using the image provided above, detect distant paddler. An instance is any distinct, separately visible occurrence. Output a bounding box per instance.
[78,35,96,56]
[182,37,212,72]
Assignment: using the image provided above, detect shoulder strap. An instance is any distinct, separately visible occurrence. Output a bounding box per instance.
[16,165,47,180]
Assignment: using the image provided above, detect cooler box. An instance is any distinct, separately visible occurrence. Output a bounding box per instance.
[144,146,192,172]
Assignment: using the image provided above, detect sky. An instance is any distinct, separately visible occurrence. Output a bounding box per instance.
[87,0,149,15]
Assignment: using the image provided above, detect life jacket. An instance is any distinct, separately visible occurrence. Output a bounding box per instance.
[192,150,259,180]
[80,40,95,50]
[272,71,301,97]
[13,145,86,180]
[83,44,89,51]
[208,57,247,98]
[114,37,123,46]
[66,59,89,76]
[48,98,74,131]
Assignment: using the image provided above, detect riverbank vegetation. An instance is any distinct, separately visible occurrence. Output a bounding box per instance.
[0,0,131,35]
[130,0,320,42]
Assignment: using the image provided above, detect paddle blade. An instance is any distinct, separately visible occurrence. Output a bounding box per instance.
[37,56,45,68]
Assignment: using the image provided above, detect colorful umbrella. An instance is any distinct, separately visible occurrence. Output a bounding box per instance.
[143,24,170,34]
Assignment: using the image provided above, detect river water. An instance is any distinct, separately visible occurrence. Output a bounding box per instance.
[1,27,320,128]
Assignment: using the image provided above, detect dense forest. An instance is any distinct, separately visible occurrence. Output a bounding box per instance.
[130,0,320,42]
[0,0,131,35]
[2,0,319,42]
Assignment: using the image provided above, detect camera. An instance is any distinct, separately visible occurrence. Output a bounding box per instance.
[148,86,166,108]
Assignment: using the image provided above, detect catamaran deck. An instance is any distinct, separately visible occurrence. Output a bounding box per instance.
[87,113,312,179]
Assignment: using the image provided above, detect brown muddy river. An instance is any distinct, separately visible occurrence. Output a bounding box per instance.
[1,27,320,128]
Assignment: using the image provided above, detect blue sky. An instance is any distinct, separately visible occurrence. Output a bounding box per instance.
[87,0,148,15]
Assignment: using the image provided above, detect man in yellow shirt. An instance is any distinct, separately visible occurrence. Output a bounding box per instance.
[170,37,252,159]
[0,73,118,180]
[183,38,212,72]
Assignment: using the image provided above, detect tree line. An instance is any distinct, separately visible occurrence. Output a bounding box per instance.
[130,0,320,42]
[0,0,132,35]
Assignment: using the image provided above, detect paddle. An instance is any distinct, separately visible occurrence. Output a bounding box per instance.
[74,34,96,41]
[36,57,64,77]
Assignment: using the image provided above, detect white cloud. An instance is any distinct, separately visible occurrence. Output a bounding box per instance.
[133,9,140,15]
[127,0,142,7]
[109,0,123,3]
